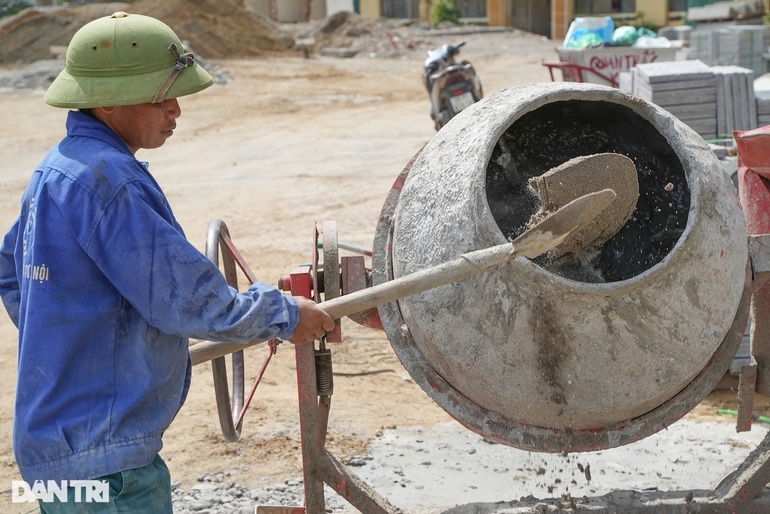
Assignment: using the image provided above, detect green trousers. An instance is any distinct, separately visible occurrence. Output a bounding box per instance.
[38,454,172,514]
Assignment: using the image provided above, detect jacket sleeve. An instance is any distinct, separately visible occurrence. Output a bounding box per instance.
[81,178,300,343]
[0,219,20,328]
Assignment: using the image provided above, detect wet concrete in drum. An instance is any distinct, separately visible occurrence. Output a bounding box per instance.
[486,99,689,284]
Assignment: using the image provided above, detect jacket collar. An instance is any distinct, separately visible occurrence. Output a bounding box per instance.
[65,110,134,157]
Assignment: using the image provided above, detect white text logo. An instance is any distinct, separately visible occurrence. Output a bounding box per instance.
[12,480,109,503]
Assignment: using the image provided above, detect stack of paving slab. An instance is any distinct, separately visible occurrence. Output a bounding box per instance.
[687,0,765,23]
[712,65,757,138]
[718,25,769,77]
[686,1,769,78]
[628,60,719,140]
[756,89,770,126]
[689,26,769,78]
[624,59,757,141]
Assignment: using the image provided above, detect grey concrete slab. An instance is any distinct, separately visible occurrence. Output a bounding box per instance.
[634,59,714,83]
[632,75,717,91]
[644,86,718,106]
[663,102,716,120]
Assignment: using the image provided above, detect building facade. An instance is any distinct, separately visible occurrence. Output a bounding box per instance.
[352,0,698,39]
[17,0,761,39]
[367,0,767,40]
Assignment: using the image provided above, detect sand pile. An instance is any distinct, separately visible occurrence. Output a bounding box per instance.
[127,0,294,58]
[0,0,294,65]
[0,3,129,64]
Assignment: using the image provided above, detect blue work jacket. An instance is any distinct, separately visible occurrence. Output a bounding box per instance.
[0,110,300,483]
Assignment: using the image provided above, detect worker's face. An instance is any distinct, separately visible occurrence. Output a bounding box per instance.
[93,99,181,155]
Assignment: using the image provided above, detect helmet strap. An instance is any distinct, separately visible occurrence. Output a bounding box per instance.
[152,43,195,104]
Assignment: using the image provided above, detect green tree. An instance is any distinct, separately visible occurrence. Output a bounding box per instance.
[431,0,460,26]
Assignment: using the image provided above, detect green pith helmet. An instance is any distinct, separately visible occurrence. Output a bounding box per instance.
[45,12,214,108]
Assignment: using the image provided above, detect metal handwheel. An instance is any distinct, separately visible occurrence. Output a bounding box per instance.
[205,219,245,442]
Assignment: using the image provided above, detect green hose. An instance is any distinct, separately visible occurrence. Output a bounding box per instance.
[716,408,770,424]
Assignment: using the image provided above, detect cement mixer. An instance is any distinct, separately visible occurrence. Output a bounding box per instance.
[376,82,749,453]
[190,82,770,513]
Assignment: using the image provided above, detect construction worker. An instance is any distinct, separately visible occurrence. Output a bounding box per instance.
[0,12,334,513]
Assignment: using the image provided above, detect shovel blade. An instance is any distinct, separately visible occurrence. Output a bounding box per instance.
[512,188,617,259]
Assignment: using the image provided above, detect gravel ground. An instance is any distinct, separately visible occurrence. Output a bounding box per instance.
[171,417,770,513]
[172,474,326,513]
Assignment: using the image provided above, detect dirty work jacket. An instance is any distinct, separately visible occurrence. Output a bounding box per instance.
[0,110,300,484]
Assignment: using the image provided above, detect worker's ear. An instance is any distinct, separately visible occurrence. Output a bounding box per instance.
[93,106,115,115]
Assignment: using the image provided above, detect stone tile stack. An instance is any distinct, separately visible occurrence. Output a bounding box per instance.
[756,89,770,126]
[629,60,719,140]
[715,25,769,78]
[623,60,758,141]
[712,65,756,138]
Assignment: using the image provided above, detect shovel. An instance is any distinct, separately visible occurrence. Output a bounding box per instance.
[190,188,616,365]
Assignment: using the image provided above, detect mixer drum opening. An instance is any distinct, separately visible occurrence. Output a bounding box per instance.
[486,99,690,283]
[374,83,749,452]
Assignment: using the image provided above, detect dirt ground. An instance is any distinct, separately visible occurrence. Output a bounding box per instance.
[0,18,768,513]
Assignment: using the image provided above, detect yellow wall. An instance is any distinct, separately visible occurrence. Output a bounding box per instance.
[360,0,381,19]
[635,0,668,27]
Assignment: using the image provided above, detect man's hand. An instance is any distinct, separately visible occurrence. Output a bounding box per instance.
[288,296,335,344]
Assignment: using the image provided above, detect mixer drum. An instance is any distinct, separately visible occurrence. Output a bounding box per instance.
[372,82,750,453]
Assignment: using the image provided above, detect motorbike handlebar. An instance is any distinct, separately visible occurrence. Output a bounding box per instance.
[423,41,467,72]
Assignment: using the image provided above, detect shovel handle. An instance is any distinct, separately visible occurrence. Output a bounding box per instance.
[189,243,515,366]
[319,242,516,320]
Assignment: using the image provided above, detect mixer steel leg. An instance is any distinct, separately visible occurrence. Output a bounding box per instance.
[714,428,770,510]
[295,341,402,513]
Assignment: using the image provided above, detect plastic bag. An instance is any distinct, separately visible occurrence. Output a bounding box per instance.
[636,27,658,38]
[634,35,671,48]
[612,26,638,46]
[564,17,614,47]
[567,32,606,49]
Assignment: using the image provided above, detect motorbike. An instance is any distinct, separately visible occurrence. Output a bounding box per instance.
[422,41,483,131]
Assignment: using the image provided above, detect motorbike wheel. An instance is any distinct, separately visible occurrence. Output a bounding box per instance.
[434,107,451,131]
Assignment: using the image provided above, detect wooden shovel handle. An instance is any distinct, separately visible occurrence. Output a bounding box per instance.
[319,242,516,320]
[190,189,616,365]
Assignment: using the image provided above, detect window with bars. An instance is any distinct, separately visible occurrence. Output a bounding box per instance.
[575,0,637,14]
[669,0,687,11]
[459,0,486,17]
[381,0,419,19]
